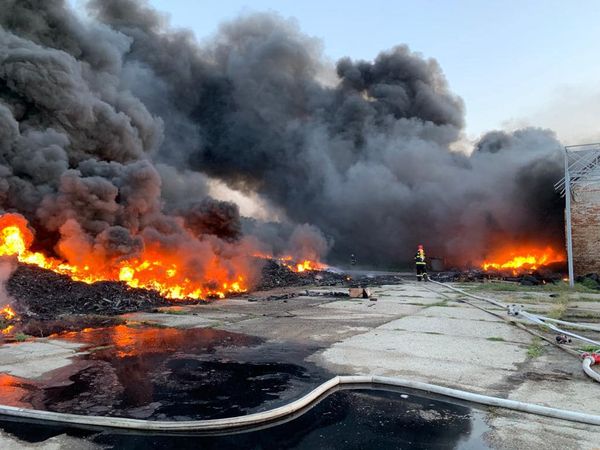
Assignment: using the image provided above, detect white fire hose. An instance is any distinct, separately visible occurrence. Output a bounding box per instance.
[1,375,600,432]
[427,279,600,384]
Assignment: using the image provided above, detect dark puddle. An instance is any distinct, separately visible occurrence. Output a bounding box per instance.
[0,325,492,448]
[0,387,490,449]
[0,325,328,420]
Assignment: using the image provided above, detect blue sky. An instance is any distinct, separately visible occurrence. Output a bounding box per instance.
[144,0,600,144]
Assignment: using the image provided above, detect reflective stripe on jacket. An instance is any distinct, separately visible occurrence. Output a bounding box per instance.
[415,251,426,265]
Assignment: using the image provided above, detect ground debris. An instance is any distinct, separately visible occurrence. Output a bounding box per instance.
[7,264,180,321]
[4,260,399,328]
[430,267,564,285]
[254,259,348,290]
[576,273,600,290]
[303,290,350,297]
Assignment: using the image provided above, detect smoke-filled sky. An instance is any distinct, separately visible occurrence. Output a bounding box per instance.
[0,0,567,273]
[138,0,600,144]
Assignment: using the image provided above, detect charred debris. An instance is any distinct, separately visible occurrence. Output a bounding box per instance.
[2,260,400,329]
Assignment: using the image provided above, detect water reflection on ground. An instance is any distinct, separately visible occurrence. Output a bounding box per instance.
[0,388,490,449]
[0,325,323,419]
[0,325,491,448]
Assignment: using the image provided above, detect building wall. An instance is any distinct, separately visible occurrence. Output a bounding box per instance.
[571,183,600,276]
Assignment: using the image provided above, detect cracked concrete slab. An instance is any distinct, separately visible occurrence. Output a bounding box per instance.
[380,315,531,343]
[416,305,505,322]
[316,328,528,388]
[0,341,85,379]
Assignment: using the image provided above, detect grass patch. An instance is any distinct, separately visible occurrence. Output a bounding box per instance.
[465,281,598,294]
[426,300,449,308]
[580,278,600,290]
[13,332,30,342]
[546,294,569,320]
[527,337,545,359]
[578,344,600,353]
[563,312,600,320]
[572,296,600,302]
[463,283,525,292]
[486,336,505,342]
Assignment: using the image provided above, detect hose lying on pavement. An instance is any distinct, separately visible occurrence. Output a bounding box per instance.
[583,356,600,383]
[1,375,600,432]
[426,279,600,383]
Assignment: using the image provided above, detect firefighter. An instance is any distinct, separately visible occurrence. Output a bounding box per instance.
[414,244,427,281]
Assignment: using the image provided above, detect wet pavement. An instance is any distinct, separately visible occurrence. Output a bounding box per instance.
[0,325,328,420]
[0,388,490,449]
[0,324,492,449]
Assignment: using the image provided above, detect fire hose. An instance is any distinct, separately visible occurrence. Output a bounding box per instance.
[426,279,600,385]
[1,375,600,432]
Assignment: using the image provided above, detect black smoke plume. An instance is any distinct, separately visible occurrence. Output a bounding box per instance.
[0,0,564,272]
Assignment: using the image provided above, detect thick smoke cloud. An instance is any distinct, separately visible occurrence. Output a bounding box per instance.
[0,0,263,290]
[0,0,564,272]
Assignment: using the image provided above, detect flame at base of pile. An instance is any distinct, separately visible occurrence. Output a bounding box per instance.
[253,254,328,273]
[481,245,566,274]
[0,213,247,300]
[0,305,15,321]
[1,305,16,335]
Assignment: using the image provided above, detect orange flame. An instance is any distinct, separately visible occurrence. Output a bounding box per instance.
[253,253,327,273]
[482,245,565,273]
[292,260,328,272]
[0,305,15,321]
[0,213,246,300]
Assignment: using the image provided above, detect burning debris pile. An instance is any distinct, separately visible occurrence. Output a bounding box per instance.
[7,264,174,319]
[0,258,339,330]
[0,212,249,301]
[431,244,567,285]
[481,245,566,274]
[0,206,334,327]
[255,259,346,290]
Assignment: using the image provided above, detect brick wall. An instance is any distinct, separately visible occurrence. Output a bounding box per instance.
[570,183,600,276]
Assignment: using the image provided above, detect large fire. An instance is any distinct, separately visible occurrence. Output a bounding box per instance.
[0,214,246,300]
[482,245,566,273]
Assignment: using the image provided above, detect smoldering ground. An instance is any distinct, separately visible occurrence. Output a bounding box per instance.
[0,0,564,271]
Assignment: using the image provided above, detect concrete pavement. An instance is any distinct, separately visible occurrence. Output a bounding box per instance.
[2,280,600,448]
